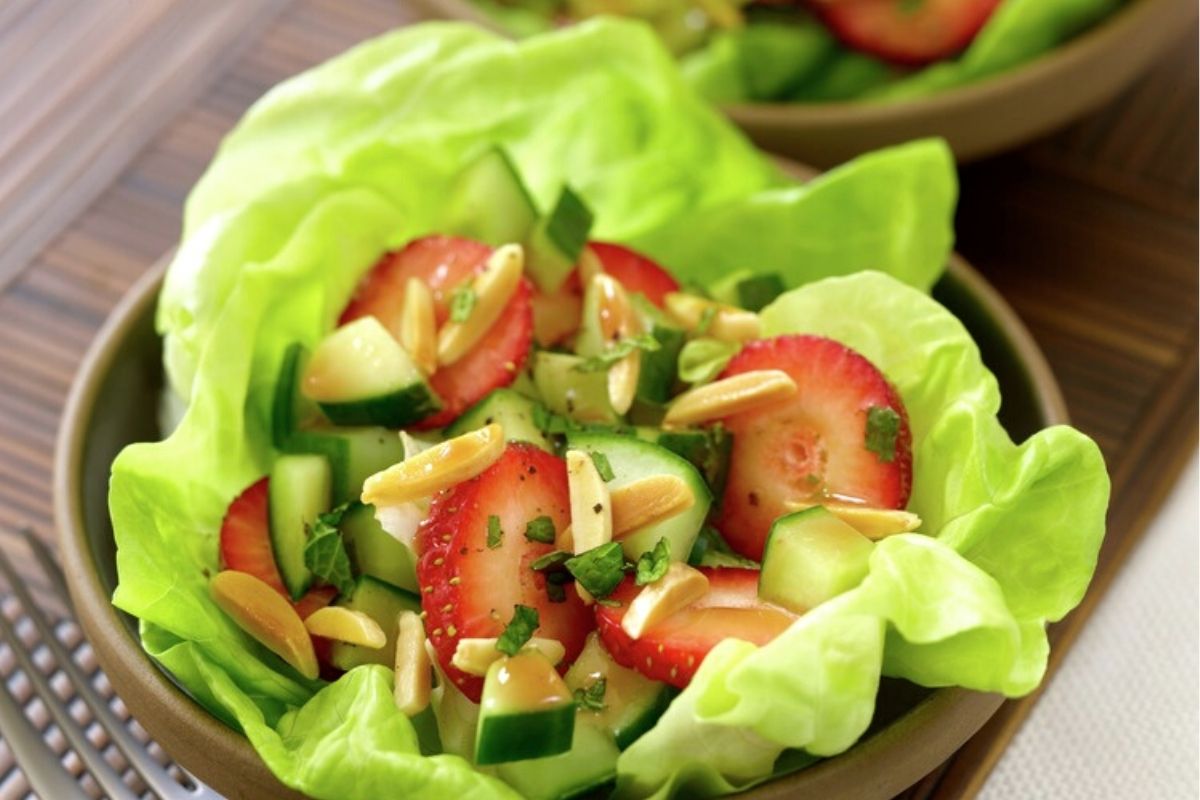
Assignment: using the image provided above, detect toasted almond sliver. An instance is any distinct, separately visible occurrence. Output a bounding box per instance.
[611,475,695,538]
[362,423,505,506]
[566,450,613,554]
[556,523,575,553]
[578,246,605,287]
[450,637,566,676]
[663,369,796,428]
[438,243,524,366]
[607,351,641,416]
[401,277,438,375]
[664,292,761,343]
[621,563,709,640]
[394,611,432,716]
[210,571,318,680]
[593,273,640,342]
[784,501,922,540]
[303,607,387,649]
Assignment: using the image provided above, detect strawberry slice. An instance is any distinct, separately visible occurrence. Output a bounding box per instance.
[595,567,795,688]
[416,443,594,701]
[713,335,912,560]
[590,242,680,308]
[219,478,287,595]
[812,0,1002,66]
[339,235,534,428]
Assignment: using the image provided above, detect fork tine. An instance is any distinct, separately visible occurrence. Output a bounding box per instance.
[22,530,216,800]
[0,544,141,800]
[0,674,91,800]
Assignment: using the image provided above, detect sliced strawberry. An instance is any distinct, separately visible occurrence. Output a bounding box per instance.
[812,0,1002,66]
[595,567,795,688]
[714,335,912,560]
[339,235,534,428]
[416,443,594,701]
[293,585,338,620]
[590,242,680,308]
[219,478,288,596]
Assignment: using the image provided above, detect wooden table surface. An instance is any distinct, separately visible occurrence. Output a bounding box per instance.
[0,1,1195,798]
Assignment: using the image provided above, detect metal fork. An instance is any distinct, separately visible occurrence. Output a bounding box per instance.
[0,527,222,800]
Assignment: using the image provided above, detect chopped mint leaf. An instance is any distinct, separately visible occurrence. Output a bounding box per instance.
[574,677,607,712]
[566,542,627,598]
[496,605,539,656]
[677,337,739,385]
[695,305,717,336]
[545,579,567,604]
[865,406,902,463]
[524,515,557,544]
[303,502,355,596]
[449,284,476,323]
[589,451,615,482]
[573,333,661,373]
[635,537,671,586]
[486,514,504,549]
[530,550,572,571]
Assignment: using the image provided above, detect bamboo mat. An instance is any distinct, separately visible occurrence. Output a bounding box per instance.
[0,0,1195,797]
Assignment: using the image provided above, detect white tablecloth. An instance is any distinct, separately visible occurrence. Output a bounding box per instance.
[980,455,1199,799]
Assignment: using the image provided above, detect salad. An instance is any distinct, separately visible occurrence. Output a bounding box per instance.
[469,0,1125,103]
[109,20,1108,800]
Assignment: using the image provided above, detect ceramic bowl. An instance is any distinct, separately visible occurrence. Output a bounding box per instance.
[408,0,1195,166]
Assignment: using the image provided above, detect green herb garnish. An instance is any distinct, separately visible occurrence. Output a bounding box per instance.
[573,333,661,372]
[524,515,557,544]
[496,605,540,656]
[589,451,615,482]
[865,406,902,463]
[566,542,627,599]
[303,502,355,596]
[449,284,476,323]
[574,678,607,712]
[635,537,671,586]
[486,514,504,549]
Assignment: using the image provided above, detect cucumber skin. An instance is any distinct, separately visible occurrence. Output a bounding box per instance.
[613,686,676,750]
[636,324,686,406]
[475,705,576,765]
[285,428,404,507]
[445,388,554,452]
[268,454,331,600]
[759,507,873,611]
[445,147,539,246]
[316,382,441,429]
[329,576,421,671]
[339,503,419,594]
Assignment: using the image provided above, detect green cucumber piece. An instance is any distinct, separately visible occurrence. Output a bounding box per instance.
[329,576,421,671]
[271,343,323,447]
[710,269,786,312]
[444,146,539,246]
[285,426,405,506]
[493,714,618,800]
[636,323,686,407]
[633,425,732,501]
[445,388,554,452]
[565,633,674,749]
[339,503,418,594]
[533,352,619,424]
[268,454,331,599]
[303,317,441,429]
[476,652,576,765]
[565,431,711,562]
[525,186,593,293]
[759,506,874,612]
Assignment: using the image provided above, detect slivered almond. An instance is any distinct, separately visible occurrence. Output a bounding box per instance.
[401,277,438,375]
[621,563,709,640]
[664,292,761,343]
[608,351,640,416]
[450,637,566,676]
[556,523,575,553]
[303,607,386,649]
[578,246,605,287]
[362,423,505,506]
[593,273,639,342]
[566,450,613,555]
[663,370,796,428]
[210,571,318,680]
[437,243,524,366]
[394,611,432,716]
[611,475,695,538]
[784,501,922,540]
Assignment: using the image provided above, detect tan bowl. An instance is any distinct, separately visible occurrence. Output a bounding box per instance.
[408,0,1196,166]
[55,249,1065,799]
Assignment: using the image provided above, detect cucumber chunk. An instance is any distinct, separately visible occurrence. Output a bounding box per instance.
[632,425,731,498]
[329,576,421,671]
[565,633,674,749]
[445,388,554,452]
[533,352,619,424]
[339,503,419,594]
[444,146,539,246]
[635,323,686,408]
[526,186,593,293]
[493,715,619,800]
[286,426,405,506]
[476,652,576,765]
[271,343,324,447]
[565,431,711,562]
[303,317,441,429]
[268,454,331,600]
[759,506,874,612]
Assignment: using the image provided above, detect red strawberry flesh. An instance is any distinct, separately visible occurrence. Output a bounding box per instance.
[814,0,1002,66]
[590,242,680,308]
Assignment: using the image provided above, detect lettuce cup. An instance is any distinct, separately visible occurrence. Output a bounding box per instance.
[90,20,1107,800]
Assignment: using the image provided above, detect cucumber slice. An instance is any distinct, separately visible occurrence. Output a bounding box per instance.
[635,323,686,407]
[493,714,619,800]
[339,503,419,594]
[444,389,554,452]
[633,425,732,501]
[565,431,711,562]
[271,343,324,447]
[565,633,675,749]
[286,426,405,506]
[533,352,619,424]
[303,317,441,429]
[760,506,874,612]
[526,186,593,293]
[329,576,421,671]
[476,652,576,765]
[711,269,785,312]
[444,146,539,246]
[268,454,332,599]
